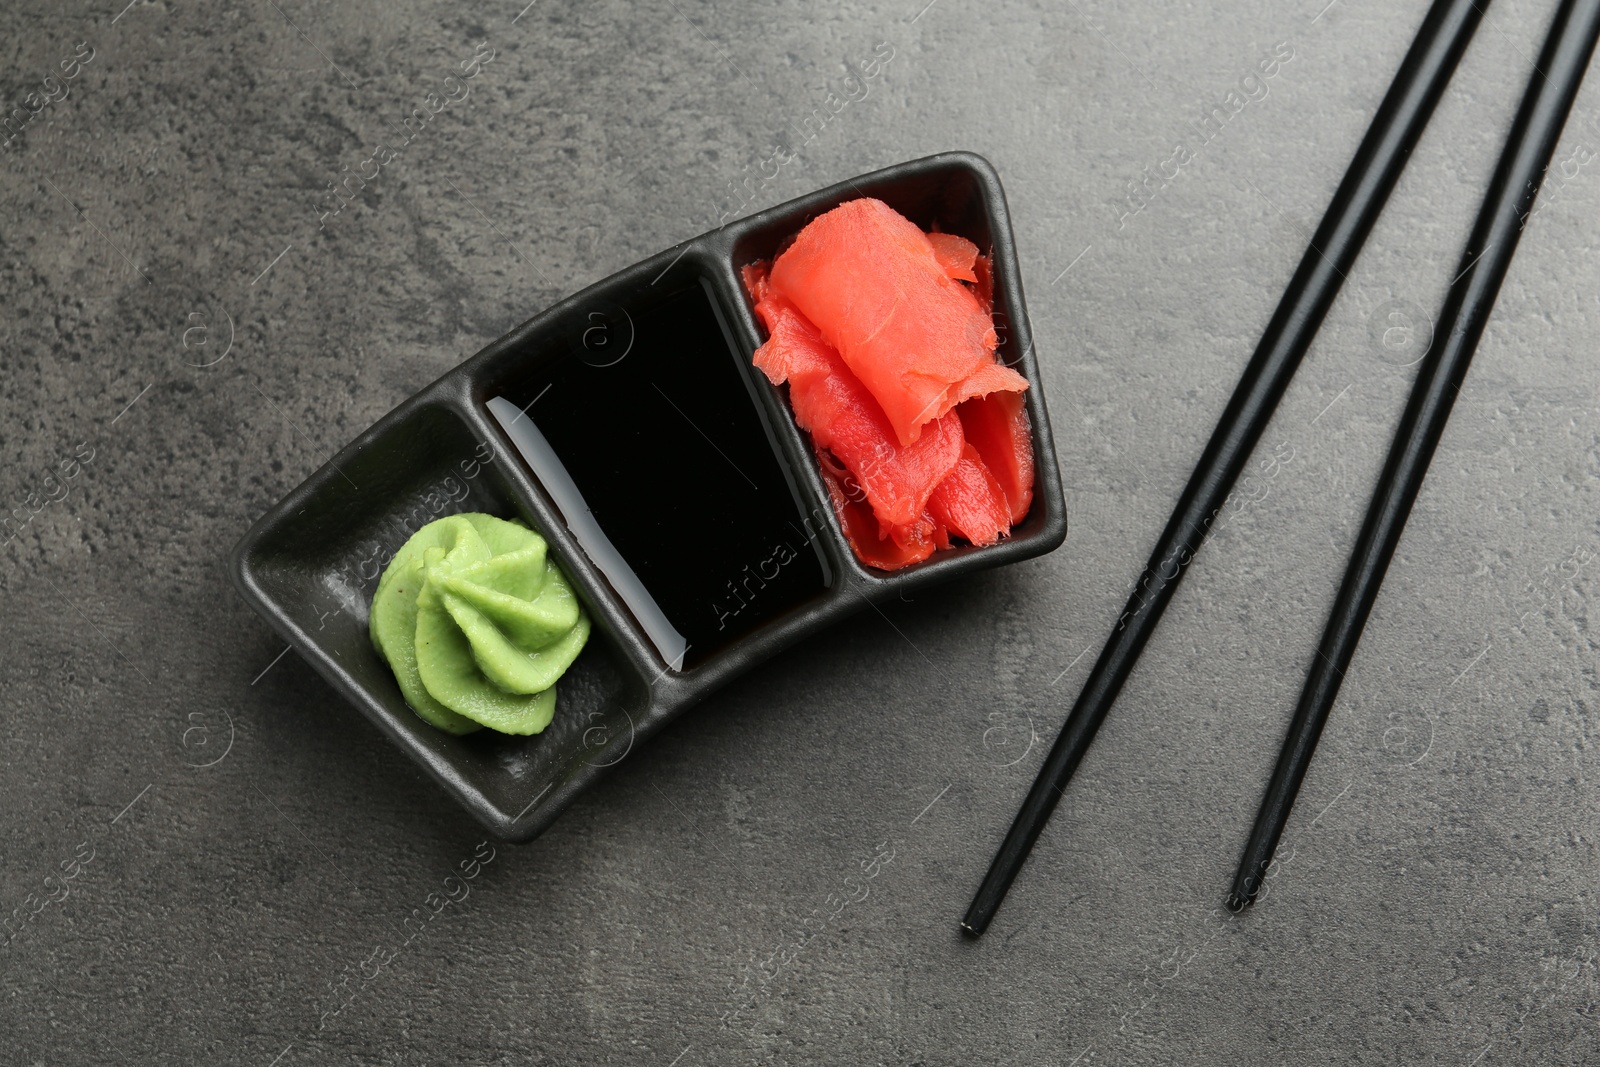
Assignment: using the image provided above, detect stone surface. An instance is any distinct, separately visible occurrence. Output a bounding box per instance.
[2,0,1598,1063]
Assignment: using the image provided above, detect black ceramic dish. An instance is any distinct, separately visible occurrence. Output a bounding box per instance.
[229,151,1068,841]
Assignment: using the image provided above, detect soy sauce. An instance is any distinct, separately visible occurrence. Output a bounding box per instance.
[494,279,829,667]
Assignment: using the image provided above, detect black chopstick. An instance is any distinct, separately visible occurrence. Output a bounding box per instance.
[962,0,1490,937]
[1228,0,1600,912]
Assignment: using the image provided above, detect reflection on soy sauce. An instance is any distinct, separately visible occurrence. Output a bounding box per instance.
[501,279,828,666]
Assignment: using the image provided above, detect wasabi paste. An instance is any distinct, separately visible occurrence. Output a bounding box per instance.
[370,513,590,735]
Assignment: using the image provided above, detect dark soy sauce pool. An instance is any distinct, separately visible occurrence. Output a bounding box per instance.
[491,279,829,667]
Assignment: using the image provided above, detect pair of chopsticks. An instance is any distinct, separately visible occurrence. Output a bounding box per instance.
[965,0,1600,936]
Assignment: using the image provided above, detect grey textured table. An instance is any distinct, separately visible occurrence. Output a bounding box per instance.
[3,0,1598,1063]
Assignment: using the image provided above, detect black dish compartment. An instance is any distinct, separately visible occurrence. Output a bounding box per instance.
[230,400,651,836]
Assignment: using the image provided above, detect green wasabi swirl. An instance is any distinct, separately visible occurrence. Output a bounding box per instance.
[369,513,591,735]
